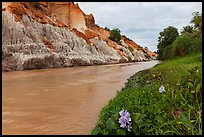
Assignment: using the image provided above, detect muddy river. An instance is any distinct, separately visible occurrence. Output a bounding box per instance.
[2,61,159,135]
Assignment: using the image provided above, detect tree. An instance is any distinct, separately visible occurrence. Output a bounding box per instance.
[190,11,202,38]
[109,28,121,44]
[157,26,179,59]
[181,25,194,34]
[144,47,149,51]
[191,11,202,30]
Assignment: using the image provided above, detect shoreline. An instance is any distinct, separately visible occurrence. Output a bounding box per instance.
[2,59,157,73]
[91,53,202,135]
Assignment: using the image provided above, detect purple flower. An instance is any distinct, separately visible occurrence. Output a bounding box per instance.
[159,85,166,93]
[119,110,130,117]
[127,125,132,132]
[119,116,127,128]
[118,110,132,132]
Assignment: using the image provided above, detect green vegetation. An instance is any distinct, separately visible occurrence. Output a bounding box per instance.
[171,34,202,56]
[181,25,194,34]
[91,53,202,135]
[105,27,133,44]
[190,12,202,38]
[122,35,133,42]
[157,26,179,59]
[104,26,110,31]
[191,12,202,31]
[128,46,134,52]
[144,47,149,51]
[157,11,202,60]
[109,28,121,44]
[91,11,202,135]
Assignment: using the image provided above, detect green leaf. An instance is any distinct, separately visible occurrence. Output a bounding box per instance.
[141,114,147,119]
[110,110,119,114]
[106,118,116,130]
[133,113,141,121]
[91,127,100,135]
[195,83,201,92]
[190,90,195,93]
[155,115,164,124]
[188,104,195,110]
[163,130,177,134]
[136,119,147,128]
[116,129,126,135]
[179,113,194,130]
[188,82,193,88]
[131,123,138,133]
[112,112,119,121]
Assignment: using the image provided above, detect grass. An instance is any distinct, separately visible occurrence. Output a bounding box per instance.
[91,52,202,135]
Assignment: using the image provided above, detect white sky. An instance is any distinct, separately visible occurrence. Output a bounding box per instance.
[78,2,202,52]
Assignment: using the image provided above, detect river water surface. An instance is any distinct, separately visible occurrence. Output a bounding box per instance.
[2,61,159,135]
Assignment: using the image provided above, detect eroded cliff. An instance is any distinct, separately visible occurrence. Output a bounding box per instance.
[2,2,157,71]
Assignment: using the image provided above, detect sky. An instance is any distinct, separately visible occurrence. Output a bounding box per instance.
[78,2,202,52]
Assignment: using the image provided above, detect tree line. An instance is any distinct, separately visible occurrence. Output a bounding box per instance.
[157,11,202,60]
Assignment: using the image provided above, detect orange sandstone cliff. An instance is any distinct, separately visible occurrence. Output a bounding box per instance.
[2,2,157,71]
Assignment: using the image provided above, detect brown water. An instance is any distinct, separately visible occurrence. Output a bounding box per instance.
[2,61,160,135]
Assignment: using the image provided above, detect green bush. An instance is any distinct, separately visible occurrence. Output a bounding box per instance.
[109,28,121,44]
[161,33,202,60]
[171,34,202,57]
[172,34,194,56]
[191,36,202,52]
[157,26,179,60]
[162,45,173,60]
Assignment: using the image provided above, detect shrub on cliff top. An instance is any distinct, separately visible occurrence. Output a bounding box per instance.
[109,28,121,44]
[104,26,110,31]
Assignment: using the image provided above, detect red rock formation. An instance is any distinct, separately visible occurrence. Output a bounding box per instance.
[121,36,142,50]
[2,2,157,64]
[47,2,70,27]
[146,50,158,57]
[72,28,99,51]
[5,2,64,27]
[85,29,99,39]
[47,2,87,32]
[72,28,92,45]
[70,3,87,32]
[85,13,95,29]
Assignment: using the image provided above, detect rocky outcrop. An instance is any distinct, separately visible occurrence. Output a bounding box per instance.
[2,2,157,71]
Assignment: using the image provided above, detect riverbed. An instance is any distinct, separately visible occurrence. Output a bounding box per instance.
[2,61,160,135]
